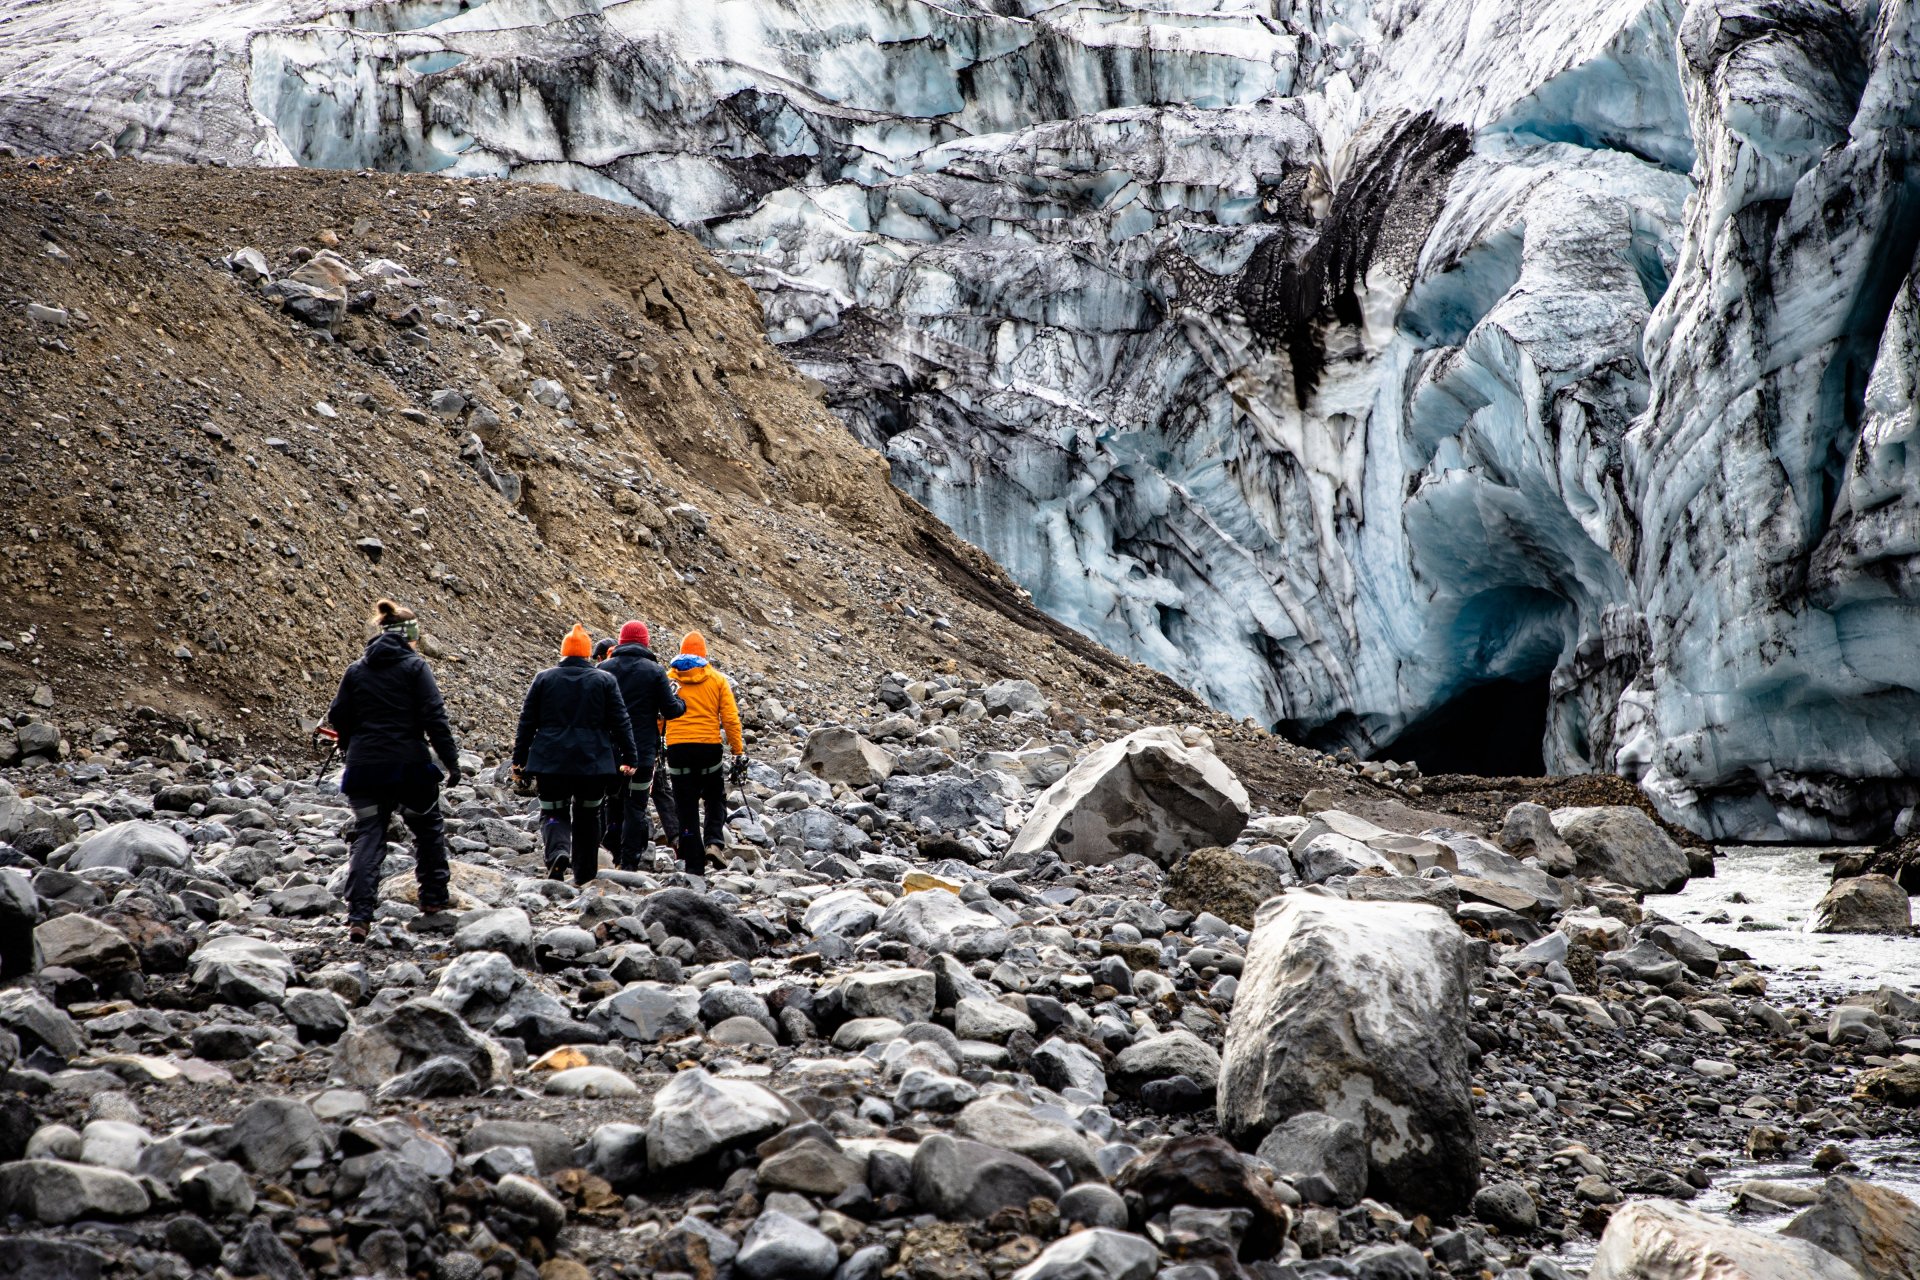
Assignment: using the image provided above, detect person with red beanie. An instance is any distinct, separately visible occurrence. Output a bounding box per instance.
[663,630,747,876]
[513,624,638,884]
[597,619,685,870]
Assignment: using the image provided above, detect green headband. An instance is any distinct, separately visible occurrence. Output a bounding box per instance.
[384,619,421,643]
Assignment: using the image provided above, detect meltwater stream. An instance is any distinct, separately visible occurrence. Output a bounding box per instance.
[1648,846,1920,1010]
[1553,845,1920,1270]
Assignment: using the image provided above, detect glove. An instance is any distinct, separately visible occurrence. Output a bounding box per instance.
[444,764,463,788]
[730,755,749,784]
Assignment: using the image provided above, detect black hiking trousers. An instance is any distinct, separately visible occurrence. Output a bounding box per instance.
[667,742,726,876]
[344,780,449,923]
[603,752,679,867]
[538,772,612,886]
[601,748,662,871]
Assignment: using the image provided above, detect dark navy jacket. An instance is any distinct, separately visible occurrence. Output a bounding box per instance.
[513,656,638,776]
[327,632,460,792]
[599,643,685,756]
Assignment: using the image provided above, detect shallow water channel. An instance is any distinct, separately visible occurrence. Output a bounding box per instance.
[1650,846,1920,1005]
[1551,845,1920,1269]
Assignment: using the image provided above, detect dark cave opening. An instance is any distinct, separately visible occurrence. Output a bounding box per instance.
[1374,675,1551,778]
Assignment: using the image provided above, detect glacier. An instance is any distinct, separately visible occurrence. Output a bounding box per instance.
[3,0,1917,841]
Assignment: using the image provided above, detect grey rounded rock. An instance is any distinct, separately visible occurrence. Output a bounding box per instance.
[1472,1180,1539,1234]
[494,1173,566,1238]
[0,1158,151,1222]
[67,822,189,873]
[709,1014,778,1046]
[736,1209,838,1280]
[911,1132,1062,1219]
[1059,1182,1130,1230]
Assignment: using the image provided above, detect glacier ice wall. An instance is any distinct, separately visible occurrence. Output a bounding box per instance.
[1613,0,1920,837]
[3,0,1918,838]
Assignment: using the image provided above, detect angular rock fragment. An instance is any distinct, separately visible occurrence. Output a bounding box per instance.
[190,934,296,1005]
[1165,846,1289,929]
[801,726,896,787]
[32,914,137,978]
[1815,874,1912,934]
[1782,1175,1920,1280]
[1011,1229,1159,1280]
[910,1132,1062,1219]
[333,998,501,1091]
[1010,727,1249,867]
[646,1067,791,1174]
[640,888,762,959]
[1549,807,1690,893]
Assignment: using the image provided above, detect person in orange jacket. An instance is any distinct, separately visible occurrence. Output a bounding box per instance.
[663,631,745,876]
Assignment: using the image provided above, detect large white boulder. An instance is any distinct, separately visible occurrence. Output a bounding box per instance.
[67,821,189,873]
[1589,1199,1864,1280]
[1217,894,1477,1216]
[1008,728,1248,867]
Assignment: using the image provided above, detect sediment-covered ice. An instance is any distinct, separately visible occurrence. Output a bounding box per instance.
[4,0,1918,839]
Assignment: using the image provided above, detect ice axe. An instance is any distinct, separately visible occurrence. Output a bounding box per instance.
[728,755,754,856]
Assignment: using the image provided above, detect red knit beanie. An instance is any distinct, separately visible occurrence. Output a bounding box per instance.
[560,624,592,659]
[619,620,650,647]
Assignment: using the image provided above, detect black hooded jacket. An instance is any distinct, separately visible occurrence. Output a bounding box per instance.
[513,656,638,776]
[327,631,459,790]
[599,643,685,754]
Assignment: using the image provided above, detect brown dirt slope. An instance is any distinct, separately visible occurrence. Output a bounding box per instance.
[0,158,1313,781]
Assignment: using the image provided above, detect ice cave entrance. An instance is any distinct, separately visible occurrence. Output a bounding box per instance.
[1374,675,1551,778]
[1371,584,1574,777]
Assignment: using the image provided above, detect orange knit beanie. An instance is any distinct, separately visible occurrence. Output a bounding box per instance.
[561,624,593,659]
[680,631,709,659]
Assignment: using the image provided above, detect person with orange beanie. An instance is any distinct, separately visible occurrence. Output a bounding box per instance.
[663,630,746,876]
[512,624,637,884]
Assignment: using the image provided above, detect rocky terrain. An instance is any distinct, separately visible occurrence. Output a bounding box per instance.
[5,658,1920,1280]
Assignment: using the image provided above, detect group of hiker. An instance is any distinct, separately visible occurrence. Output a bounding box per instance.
[324,598,745,941]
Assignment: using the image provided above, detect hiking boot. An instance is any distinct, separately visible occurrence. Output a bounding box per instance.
[546,858,568,881]
[419,902,450,916]
[349,921,370,943]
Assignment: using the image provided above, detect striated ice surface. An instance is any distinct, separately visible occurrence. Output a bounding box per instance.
[4,0,1918,840]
